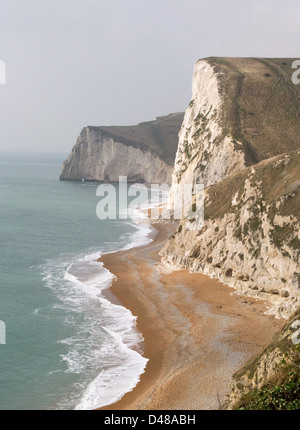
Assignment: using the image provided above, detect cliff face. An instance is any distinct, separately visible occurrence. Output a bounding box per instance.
[172,59,245,189]
[172,57,300,190]
[60,112,184,184]
[161,152,300,318]
[161,58,300,319]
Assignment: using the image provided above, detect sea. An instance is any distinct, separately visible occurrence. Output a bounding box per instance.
[0,153,161,410]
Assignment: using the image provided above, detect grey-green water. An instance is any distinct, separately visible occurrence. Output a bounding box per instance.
[0,154,153,410]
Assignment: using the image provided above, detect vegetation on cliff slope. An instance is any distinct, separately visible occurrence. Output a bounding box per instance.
[237,366,300,410]
[206,57,300,165]
[230,309,300,410]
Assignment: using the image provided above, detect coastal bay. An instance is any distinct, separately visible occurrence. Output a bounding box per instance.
[99,223,284,410]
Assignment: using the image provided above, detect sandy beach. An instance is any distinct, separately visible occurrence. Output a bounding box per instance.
[98,223,285,410]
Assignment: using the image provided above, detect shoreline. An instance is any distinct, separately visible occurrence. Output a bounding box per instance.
[98,222,285,410]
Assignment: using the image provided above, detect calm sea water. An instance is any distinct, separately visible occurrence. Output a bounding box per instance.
[0,154,155,410]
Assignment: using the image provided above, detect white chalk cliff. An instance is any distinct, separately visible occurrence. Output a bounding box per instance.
[60,113,184,185]
[160,58,300,319]
[171,60,245,189]
[161,153,300,319]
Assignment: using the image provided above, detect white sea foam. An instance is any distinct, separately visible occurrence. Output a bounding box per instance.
[40,213,156,410]
[74,348,147,410]
[72,220,155,410]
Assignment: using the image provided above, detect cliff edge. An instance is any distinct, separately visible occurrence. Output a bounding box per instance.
[160,57,300,408]
[172,57,300,189]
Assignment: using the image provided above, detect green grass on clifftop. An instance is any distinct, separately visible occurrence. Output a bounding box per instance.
[206,57,300,166]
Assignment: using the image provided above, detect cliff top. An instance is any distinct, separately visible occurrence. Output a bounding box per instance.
[87,112,184,165]
[200,57,300,165]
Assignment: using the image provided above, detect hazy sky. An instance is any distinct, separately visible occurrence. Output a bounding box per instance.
[0,0,299,156]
